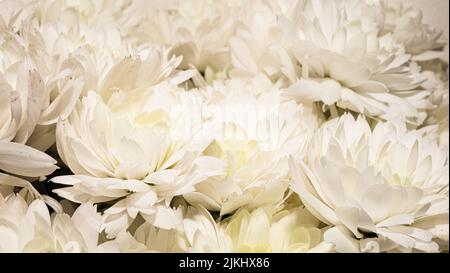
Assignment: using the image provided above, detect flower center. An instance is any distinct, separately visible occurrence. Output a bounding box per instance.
[205,139,258,176]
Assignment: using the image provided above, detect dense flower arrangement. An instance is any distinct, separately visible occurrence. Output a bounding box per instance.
[0,0,448,253]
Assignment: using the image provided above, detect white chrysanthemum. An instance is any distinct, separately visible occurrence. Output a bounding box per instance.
[125,0,237,76]
[184,205,331,253]
[381,1,446,56]
[290,114,448,252]
[52,80,225,238]
[19,9,135,128]
[0,0,132,177]
[0,27,57,177]
[280,0,428,125]
[1,0,147,142]
[184,75,319,216]
[108,202,188,253]
[34,0,134,28]
[111,221,188,253]
[183,206,231,252]
[1,172,111,253]
[31,0,139,84]
[422,69,449,149]
[228,0,298,83]
[0,190,105,253]
[416,44,449,149]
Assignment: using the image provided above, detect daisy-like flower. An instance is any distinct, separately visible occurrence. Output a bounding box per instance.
[184,204,331,253]
[280,0,428,125]
[290,114,448,252]
[52,64,225,238]
[183,75,319,216]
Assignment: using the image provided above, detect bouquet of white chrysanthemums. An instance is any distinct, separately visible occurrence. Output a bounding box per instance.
[0,0,448,253]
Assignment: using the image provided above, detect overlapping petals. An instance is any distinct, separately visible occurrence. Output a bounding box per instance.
[0,0,447,253]
[290,114,448,252]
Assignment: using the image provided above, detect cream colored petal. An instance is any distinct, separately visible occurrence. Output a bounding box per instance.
[0,141,57,177]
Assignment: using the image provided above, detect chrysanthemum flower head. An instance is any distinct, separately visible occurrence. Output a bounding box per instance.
[290,114,448,252]
[184,75,319,215]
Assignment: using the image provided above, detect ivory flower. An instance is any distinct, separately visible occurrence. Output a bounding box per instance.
[223,206,329,253]
[108,202,189,253]
[0,191,104,253]
[184,75,319,215]
[0,173,42,202]
[418,47,449,149]
[0,0,448,255]
[183,206,231,252]
[112,222,188,253]
[52,77,225,237]
[381,1,446,56]
[1,0,145,152]
[280,0,428,125]
[125,0,238,76]
[0,0,130,177]
[290,114,448,252]
[0,27,57,177]
[184,205,331,253]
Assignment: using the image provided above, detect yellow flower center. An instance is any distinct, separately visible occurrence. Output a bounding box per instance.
[205,139,258,176]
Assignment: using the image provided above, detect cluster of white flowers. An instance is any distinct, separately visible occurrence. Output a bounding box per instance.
[0,0,448,253]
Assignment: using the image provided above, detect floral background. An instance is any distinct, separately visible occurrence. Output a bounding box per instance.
[0,0,448,253]
[407,0,448,38]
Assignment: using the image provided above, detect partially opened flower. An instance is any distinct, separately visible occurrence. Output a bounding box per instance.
[281,0,428,125]
[290,114,448,252]
[184,75,319,216]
